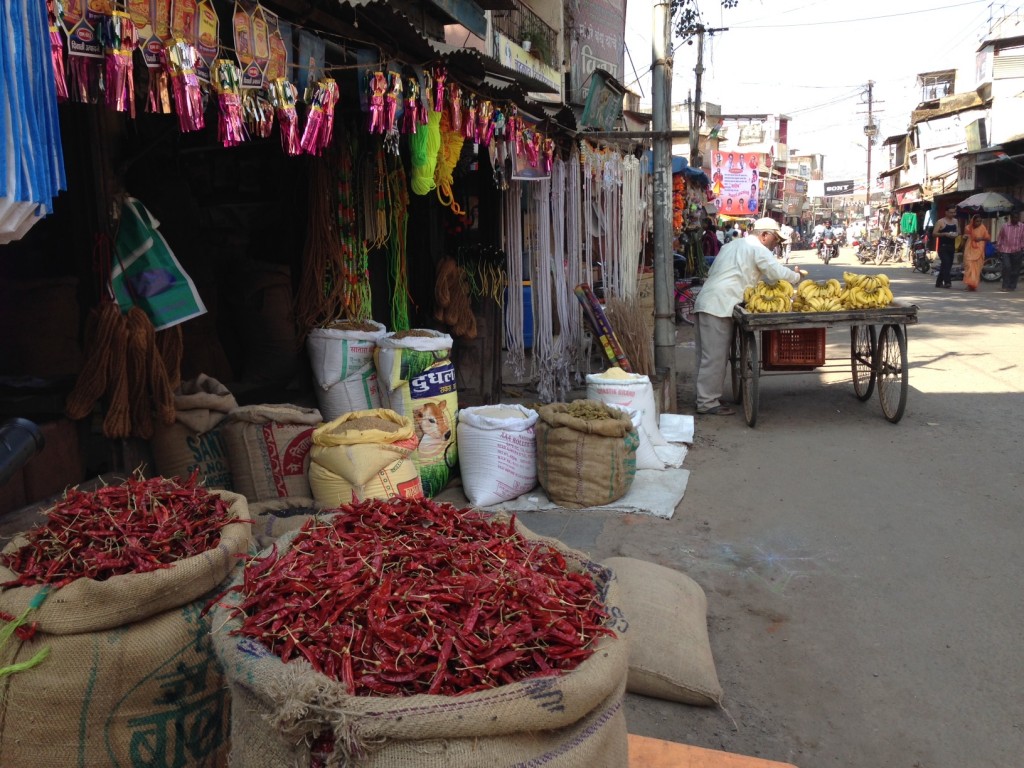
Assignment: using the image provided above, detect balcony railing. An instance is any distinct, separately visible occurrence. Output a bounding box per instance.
[490,1,558,69]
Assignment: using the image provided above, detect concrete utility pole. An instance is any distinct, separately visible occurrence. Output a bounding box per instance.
[864,81,878,219]
[652,0,675,405]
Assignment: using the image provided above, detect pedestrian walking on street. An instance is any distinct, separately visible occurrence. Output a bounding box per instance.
[995,210,1024,291]
[963,214,990,291]
[932,206,960,288]
[692,218,802,416]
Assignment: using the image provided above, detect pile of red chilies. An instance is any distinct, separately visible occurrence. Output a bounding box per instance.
[2,472,235,589]
[225,498,613,697]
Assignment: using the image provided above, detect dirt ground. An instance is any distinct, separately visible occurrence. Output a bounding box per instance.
[604,247,1024,767]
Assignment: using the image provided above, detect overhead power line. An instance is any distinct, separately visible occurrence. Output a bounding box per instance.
[728,0,987,29]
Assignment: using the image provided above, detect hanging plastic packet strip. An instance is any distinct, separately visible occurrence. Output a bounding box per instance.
[542,137,555,175]
[383,72,401,133]
[524,131,541,168]
[367,71,387,135]
[101,12,138,117]
[300,78,339,156]
[462,94,476,141]
[49,17,68,102]
[401,76,421,134]
[507,104,522,154]
[270,78,300,155]
[242,91,274,140]
[212,59,246,147]
[477,100,494,146]
[432,66,446,112]
[447,82,462,133]
[162,39,205,132]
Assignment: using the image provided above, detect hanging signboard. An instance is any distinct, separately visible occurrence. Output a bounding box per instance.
[580,69,624,131]
[710,151,763,217]
[824,180,855,196]
[567,0,625,105]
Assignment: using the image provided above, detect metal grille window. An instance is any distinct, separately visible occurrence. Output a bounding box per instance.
[490,1,558,68]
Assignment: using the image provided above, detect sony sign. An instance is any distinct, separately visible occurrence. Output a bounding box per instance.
[823,180,855,197]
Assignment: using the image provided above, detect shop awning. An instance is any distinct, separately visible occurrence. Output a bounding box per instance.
[895,185,923,206]
[878,166,904,179]
[433,43,559,94]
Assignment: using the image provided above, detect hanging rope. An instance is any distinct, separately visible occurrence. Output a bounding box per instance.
[362,144,389,249]
[435,112,466,215]
[503,180,526,379]
[387,158,412,331]
[409,109,441,196]
[295,156,345,336]
[338,130,371,320]
[621,154,642,300]
[433,256,476,338]
[548,157,573,401]
[566,146,586,381]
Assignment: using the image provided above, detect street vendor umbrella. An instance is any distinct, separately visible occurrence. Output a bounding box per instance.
[956,191,1021,215]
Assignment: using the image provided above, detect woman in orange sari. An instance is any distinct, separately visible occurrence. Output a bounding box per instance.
[963,214,990,291]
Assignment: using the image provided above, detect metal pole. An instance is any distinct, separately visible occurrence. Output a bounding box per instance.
[865,81,875,219]
[652,0,675,407]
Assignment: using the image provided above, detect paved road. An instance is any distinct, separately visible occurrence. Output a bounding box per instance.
[612,246,1022,766]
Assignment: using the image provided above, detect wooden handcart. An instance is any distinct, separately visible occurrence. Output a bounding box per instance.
[729,303,920,427]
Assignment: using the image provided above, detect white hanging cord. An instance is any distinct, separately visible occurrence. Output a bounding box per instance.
[503,180,526,379]
[567,146,586,382]
[533,179,558,402]
[621,155,642,299]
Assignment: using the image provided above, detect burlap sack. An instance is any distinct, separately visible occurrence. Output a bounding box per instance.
[602,557,723,707]
[150,375,238,489]
[250,497,325,550]
[535,401,639,508]
[221,404,322,502]
[211,522,629,768]
[0,490,252,768]
[308,409,424,505]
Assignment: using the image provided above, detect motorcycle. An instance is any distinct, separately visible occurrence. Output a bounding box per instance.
[817,234,838,265]
[981,255,1024,283]
[911,236,931,273]
[856,240,877,264]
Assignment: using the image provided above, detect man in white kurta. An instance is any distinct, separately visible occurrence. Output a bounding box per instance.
[692,218,802,415]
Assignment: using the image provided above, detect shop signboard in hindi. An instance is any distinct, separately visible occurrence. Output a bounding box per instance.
[194,0,219,83]
[127,0,165,68]
[567,0,625,105]
[233,0,263,88]
[61,0,104,59]
[710,151,763,217]
[264,9,289,82]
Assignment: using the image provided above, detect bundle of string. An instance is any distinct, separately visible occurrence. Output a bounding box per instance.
[435,112,465,215]
[387,157,412,331]
[66,237,177,438]
[409,109,441,196]
[531,178,566,403]
[565,146,585,381]
[456,244,507,303]
[295,156,346,337]
[546,157,573,402]
[433,256,476,339]
[502,180,526,379]
[362,145,389,249]
[338,129,371,319]
[620,154,643,300]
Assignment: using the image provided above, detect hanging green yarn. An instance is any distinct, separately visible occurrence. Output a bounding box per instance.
[409,110,442,196]
[388,161,412,331]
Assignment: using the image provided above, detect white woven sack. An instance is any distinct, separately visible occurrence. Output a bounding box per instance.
[610,406,664,471]
[457,405,538,507]
[306,322,388,420]
[586,369,667,446]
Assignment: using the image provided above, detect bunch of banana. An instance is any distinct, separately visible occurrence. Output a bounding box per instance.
[793,279,843,311]
[841,272,894,309]
[744,280,794,313]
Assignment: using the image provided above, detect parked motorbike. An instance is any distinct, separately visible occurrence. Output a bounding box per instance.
[856,240,877,264]
[911,236,931,273]
[981,255,1024,283]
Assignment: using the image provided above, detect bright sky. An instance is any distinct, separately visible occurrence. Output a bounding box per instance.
[623,0,999,180]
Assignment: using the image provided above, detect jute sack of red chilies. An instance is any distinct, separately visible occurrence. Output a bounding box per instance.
[0,490,252,768]
[210,523,629,768]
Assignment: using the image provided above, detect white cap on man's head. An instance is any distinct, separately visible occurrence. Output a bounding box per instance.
[751,217,790,243]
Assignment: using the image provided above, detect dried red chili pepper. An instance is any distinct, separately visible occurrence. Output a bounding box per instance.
[221,498,613,698]
[2,471,239,589]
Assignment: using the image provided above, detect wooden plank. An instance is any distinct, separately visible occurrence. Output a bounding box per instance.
[628,734,799,768]
[734,303,918,330]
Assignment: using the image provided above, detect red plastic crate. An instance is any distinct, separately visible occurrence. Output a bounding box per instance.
[762,328,825,370]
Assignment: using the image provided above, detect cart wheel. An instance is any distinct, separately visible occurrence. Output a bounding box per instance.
[741,331,759,427]
[876,324,908,423]
[730,323,742,404]
[850,325,877,401]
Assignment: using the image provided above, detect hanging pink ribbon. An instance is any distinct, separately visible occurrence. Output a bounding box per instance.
[301,79,339,155]
[448,82,462,133]
[271,78,301,156]
[383,71,402,134]
[102,12,138,117]
[50,24,68,102]
[433,66,446,112]
[367,71,387,134]
[213,59,246,147]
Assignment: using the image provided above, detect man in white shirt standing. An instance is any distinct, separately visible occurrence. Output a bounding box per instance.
[779,222,794,263]
[691,218,802,415]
